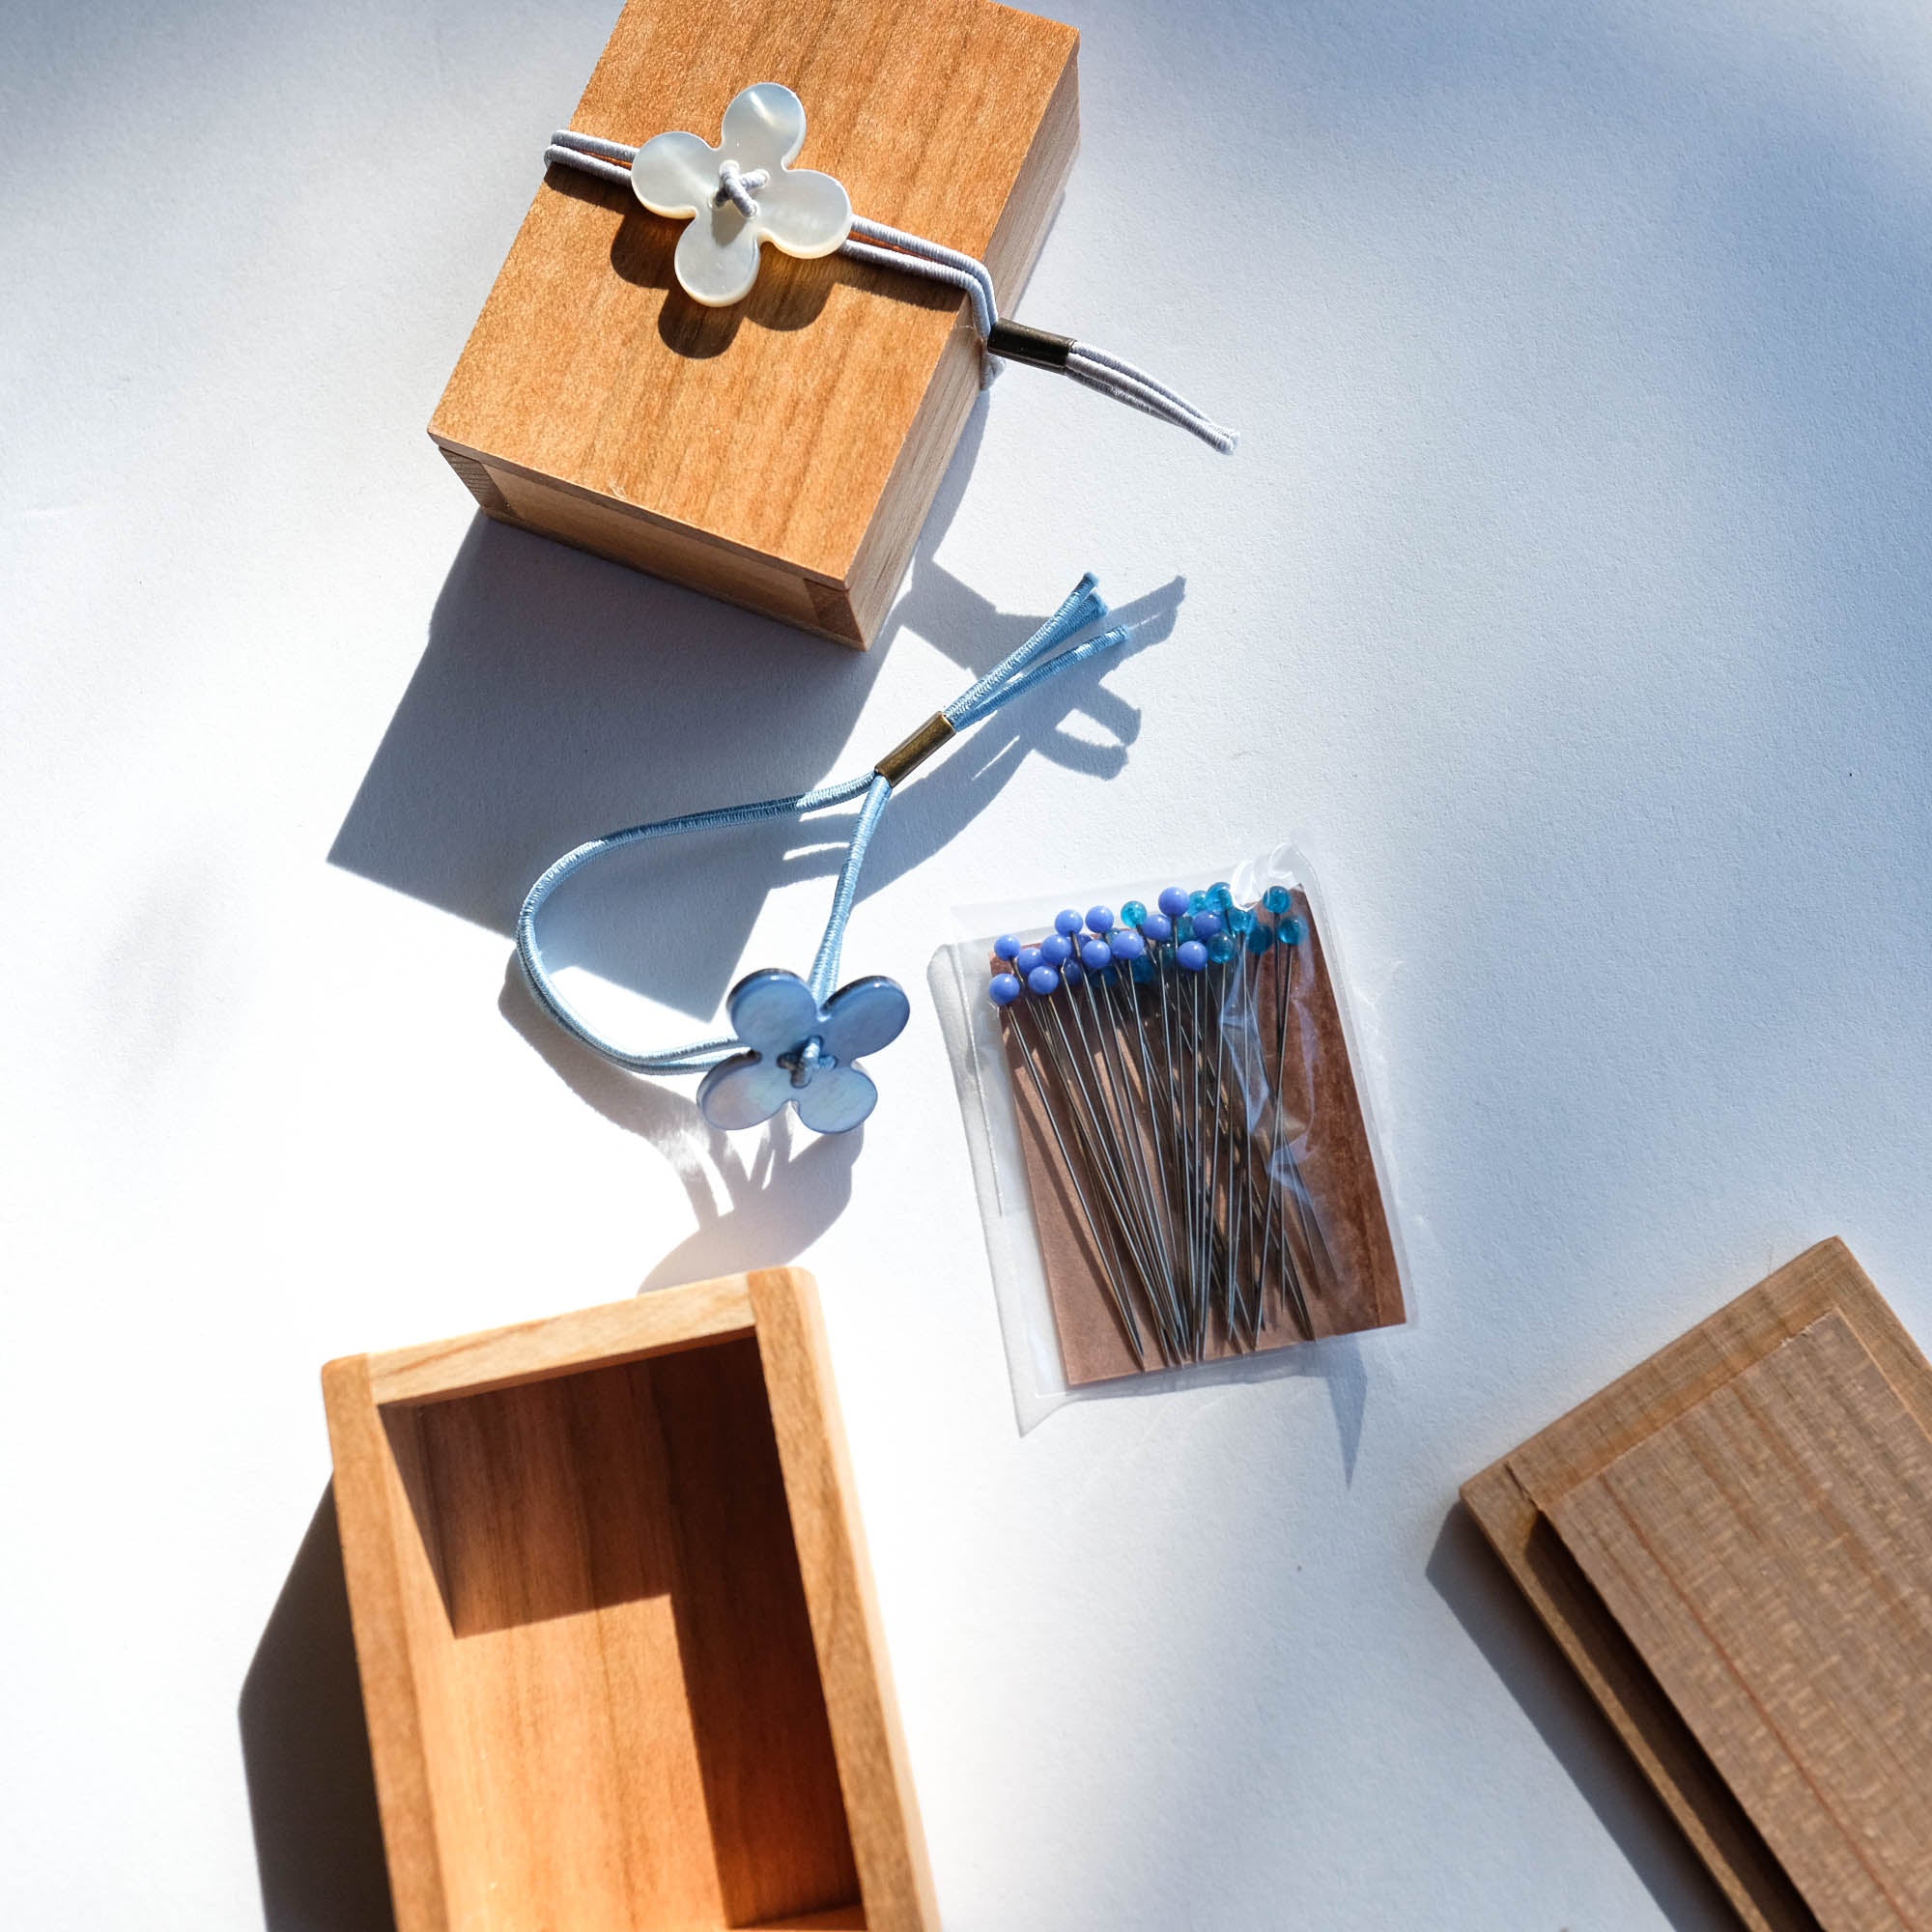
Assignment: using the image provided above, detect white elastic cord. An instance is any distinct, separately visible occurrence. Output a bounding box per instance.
[845,213,998,337]
[544,131,1236,451]
[1065,345,1237,455]
[715,158,768,216]
[546,128,635,185]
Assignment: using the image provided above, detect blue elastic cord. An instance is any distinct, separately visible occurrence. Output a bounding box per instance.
[517,574,1134,1074]
[942,575,1108,728]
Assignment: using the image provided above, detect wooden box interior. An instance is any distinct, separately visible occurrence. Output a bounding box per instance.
[326,1271,931,1932]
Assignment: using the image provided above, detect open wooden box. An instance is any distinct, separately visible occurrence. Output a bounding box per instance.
[323,1268,937,1932]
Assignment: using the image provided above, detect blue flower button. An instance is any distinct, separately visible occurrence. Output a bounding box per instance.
[696,968,910,1133]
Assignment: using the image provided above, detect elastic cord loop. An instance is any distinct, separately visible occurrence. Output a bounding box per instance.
[517,772,873,1073]
[542,133,1236,449]
[806,772,893,1000]
[518,577,1139,1072]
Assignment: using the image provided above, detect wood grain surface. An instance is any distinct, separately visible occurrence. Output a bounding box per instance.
[431,0,1079,646]
[323,1267,938,1932]
[745,1265,939,1932]
[363,1273,756,1406]
[1001,887,1406,1385]
[1552,1312,1932,1932]
[1463,1238,1932,1932]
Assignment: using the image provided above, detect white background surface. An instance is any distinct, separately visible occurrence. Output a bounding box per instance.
[6,1,1931,1926]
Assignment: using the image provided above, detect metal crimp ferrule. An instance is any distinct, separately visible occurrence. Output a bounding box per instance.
[872,711,957,785]
[986,320,1075,370]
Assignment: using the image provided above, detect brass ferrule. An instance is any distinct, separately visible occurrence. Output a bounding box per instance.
[986,320,1075,370]
[872,711,957,786]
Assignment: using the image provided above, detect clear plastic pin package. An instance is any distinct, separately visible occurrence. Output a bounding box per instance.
[933,844,1411,1430]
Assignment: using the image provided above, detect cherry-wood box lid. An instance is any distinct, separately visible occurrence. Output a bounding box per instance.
[430,0,1080,647]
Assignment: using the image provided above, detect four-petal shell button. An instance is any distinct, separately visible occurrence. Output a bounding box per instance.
[630,82,853,306]
[697,968,909,1134]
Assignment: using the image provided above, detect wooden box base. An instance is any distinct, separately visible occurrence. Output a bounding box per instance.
[323,1269,936,1932]
[431,0,1080,647]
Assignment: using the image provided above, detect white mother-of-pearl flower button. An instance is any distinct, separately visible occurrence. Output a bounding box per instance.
[629,82,852,307]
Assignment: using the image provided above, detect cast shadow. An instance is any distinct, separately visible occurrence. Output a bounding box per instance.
[855,571,1183,904]
[1315,1334,1368,1479]
[476,552,1173,1277]
[1063,1321,1368,1469]
[590,166,835,352]
[239,1488,398,1932]
[332,317,1181,1293]
[498,960,864,1289]
[1424,1503,1738,1932]
[547,169,960,356]
[330,390,1180,1027]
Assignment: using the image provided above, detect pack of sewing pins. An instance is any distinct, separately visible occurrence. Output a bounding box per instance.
[938,856,1407,1418]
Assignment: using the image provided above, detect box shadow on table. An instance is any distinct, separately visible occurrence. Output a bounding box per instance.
[240,1487,398,1932]
[1425,1502,1741,1932]
[330,393,1180,1031]
[330,389,1182,1261]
